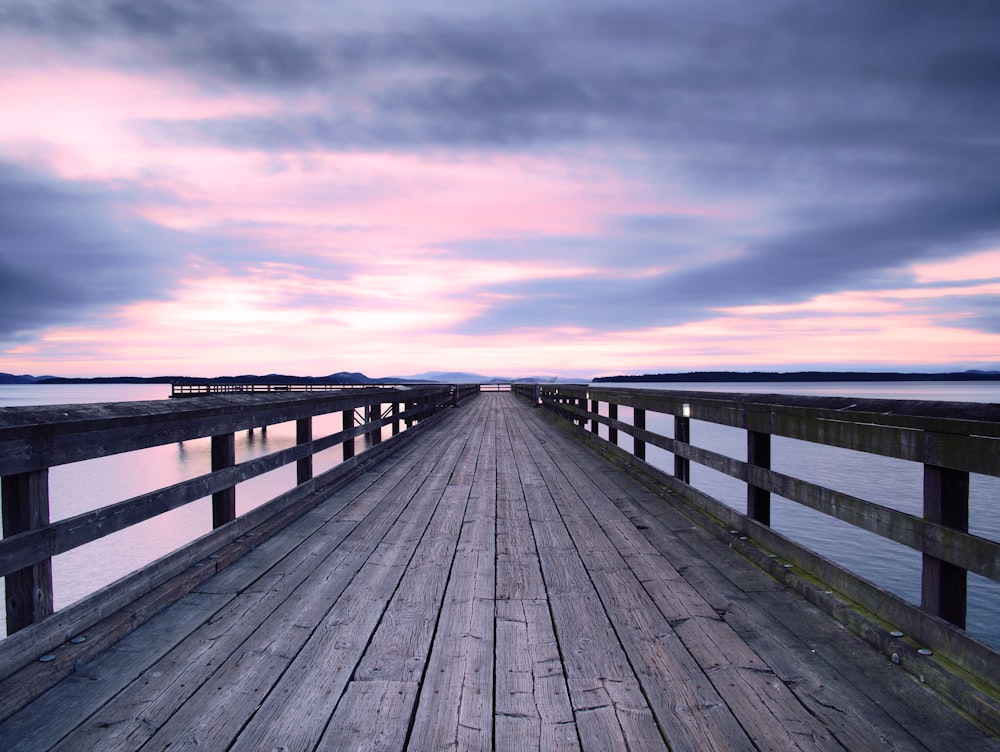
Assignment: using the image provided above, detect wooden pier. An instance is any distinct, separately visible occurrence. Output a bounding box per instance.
[1,390,999,750]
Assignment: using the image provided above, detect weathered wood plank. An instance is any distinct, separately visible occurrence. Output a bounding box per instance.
[503,421,668,750]
[318,680,419,751]
[352,486,470,683]
[408,394,497,751]
[0,591,232,752]
[496,401,548,601]
[226,410,482,752]
[496,599,580,751]
[513,411,762,751]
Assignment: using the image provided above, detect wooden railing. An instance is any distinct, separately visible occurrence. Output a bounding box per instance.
[477,383,512,392]
[0,384,479,639]
[515,383,1000,682]
[169,382,424,397]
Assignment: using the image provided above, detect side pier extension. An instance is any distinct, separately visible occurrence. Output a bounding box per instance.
[0,389,998,750]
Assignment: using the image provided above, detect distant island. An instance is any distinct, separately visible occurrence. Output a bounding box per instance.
[5,370,1000,387]
[0,371,564,386]
[594,370,1000,383]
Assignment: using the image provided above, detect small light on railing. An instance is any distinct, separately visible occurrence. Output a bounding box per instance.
[682,403,691,418]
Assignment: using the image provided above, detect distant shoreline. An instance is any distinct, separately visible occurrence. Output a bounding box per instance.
[0,372,404,386]
[3,370,1000,386]
[594,371,1000,383]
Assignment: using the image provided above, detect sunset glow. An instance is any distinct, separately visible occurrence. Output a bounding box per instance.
[3,2,999,379]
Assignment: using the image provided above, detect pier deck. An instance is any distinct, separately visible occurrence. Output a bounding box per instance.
[1,392,995,751]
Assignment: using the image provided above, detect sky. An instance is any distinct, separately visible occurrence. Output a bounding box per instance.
[1,1,999,379]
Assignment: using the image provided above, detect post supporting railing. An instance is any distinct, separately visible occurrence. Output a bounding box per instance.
[342,409,355,460]
[674,413,691,484]
[296,417,313,484]
[922,463,969,628]
[747,429,770,525]
[1,470,53,634]
[633,408,646,461]
[211,433,237,528]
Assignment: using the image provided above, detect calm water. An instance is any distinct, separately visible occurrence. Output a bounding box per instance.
[2,381,999,648]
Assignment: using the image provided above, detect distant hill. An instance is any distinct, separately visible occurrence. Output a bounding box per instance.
[3,371,589,385]
[26,373,384,386]
[396,371,507,383]
[594,370,1000,383]
[0,373,57,384]
[3,371,495,386]
[396,371,579,383]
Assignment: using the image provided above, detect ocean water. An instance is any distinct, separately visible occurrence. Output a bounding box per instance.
[1,381,998,649]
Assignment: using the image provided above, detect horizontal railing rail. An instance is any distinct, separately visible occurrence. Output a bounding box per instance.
[169,382,430,397]
[478,383,512,392]
[514,382,1000,685]
[0,384,480,638]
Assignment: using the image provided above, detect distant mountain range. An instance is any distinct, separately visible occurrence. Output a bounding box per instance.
[0,371,572,385]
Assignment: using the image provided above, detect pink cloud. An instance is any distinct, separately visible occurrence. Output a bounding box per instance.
[0,64,273,181]
[908,249,1000,284]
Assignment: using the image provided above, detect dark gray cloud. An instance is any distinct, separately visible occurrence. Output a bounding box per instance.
[117,2,999,165]
[957,299,1000,335]
[451,171,1000,335]
[4,0,1000,340]
[1,0,328,86]
[0,162,181,340]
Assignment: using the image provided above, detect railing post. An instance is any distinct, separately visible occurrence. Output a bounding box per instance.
[2,470,54,633]
[392,401,401,436]
[608,403,618,446]
[634,408,646,461]
[922,464,969,628]
[747,430,770,524]
[296,417,313,484]
[211,433,236,528]
[343,408,355,460]
[675,414,691,484]
[590,399,599,434]
[371,401,382,445]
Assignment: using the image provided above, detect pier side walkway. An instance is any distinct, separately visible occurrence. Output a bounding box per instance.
[1,392,995,751]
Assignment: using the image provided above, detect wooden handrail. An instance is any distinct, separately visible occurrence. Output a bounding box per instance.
[169,382,429,397]
[514,382,1000,683]
[0,385,478,635]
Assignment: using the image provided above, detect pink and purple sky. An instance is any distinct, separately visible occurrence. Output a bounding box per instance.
[2,1,999,379]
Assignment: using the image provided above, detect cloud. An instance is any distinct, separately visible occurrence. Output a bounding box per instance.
[0,162,182,341]
[450,171,1000,335]
[3,0,1000,373]
[1,0,328,86]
